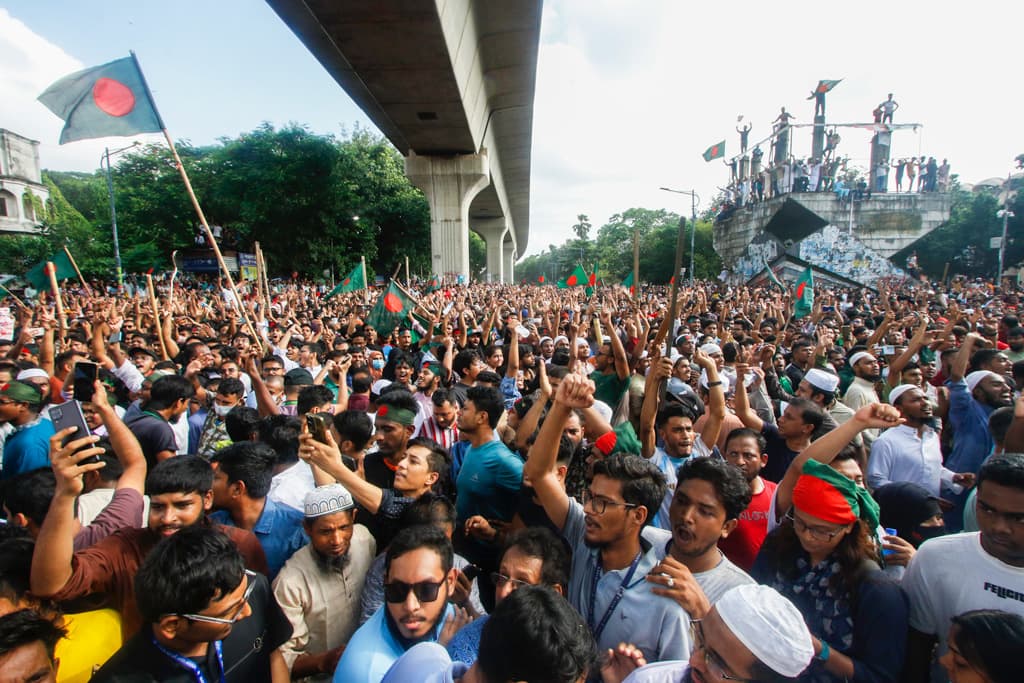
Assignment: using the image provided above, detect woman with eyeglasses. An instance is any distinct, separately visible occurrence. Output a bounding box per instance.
[751,459,908,683]
[939,609,1024,683]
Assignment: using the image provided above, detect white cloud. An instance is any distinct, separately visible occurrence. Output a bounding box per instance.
[0,9,163,172]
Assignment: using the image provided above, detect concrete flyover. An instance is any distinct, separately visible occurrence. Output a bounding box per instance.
[266,0,542,283]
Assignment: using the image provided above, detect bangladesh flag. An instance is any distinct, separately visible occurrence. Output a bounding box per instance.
[702,140,725,162]
[557,264,589,289]
[813,79,842,94]
[38,55,163,144]
[585,262,599,297]
[326,262,366,298]
[763,259,785,292]
[425,274,441,293]
[793,267,815,319]
[367,281,416,334]
[537,275,545,284]
[622,271,635,294]
[26,250,77,291]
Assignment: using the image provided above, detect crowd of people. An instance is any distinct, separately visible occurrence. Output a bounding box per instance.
[0,271,1022,683]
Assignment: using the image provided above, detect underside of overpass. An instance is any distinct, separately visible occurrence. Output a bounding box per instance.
[266,0,542,282]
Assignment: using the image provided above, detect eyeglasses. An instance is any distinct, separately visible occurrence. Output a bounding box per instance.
[383,579,445,604]
[690,620,754,682]
[582,490,638,515]
[785,511,844,542]
[175,570,257,625]
[490,572,531,590]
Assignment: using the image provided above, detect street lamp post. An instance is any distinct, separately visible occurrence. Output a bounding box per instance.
[101,142,140,291]
[997,173,1015,287]
[659,187,701,284]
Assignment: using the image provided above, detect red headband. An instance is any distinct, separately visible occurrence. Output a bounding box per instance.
[792,474,857,525]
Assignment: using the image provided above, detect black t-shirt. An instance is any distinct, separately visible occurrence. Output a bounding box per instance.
[93,573,291,683]
[124,412,178,468]
[760,423,800,484]
[362,451,396,490]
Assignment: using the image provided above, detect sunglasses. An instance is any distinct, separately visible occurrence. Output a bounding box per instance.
[174,570,257,625]
[383,580,445,604]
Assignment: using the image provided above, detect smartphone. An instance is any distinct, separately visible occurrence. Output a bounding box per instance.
[305,412,330,444]
[882,528,898,557]
[461,564,484,582]
[51,401,100,464]
[72,361,99,402]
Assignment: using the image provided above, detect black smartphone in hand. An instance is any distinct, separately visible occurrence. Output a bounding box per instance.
[72,361,98,402]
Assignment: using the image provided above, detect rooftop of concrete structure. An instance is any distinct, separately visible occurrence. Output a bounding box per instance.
[265,0,540,253]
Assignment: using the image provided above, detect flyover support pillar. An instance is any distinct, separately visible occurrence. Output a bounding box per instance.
[475,218,508,283]
[406,150,490,283]
[503,240,516,283]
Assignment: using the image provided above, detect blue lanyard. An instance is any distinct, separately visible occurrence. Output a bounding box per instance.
[587,551,642,641]
[151,637,225,683]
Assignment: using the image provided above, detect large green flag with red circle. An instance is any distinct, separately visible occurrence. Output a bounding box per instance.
[367,281,416,334]
[38,55,163,144]
[557,264,589,289]
[793,267,815,319]
[702,140,725,162]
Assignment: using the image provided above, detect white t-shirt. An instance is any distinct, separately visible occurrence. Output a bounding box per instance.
[903,532,1024,680]
[623,661,688,683]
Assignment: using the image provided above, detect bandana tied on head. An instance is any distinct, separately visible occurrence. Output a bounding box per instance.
[792,459,880,531]
[376,404,417,427]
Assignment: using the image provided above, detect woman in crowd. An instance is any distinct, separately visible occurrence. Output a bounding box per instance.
[940,609,1024,683]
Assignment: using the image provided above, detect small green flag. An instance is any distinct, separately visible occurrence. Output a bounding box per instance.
[622,272,634,288]
[26,250,76,291]
[367,281,416,334]
[763,259,785,292]
[326,262,366,298]
[702,141,725,162]
[558,264,589,289]
[793,267,815,319]
[38,55,163,145]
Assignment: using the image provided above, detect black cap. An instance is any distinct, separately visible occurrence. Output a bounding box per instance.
[284,368,314,386]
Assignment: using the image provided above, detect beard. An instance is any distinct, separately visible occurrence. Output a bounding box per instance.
[314,548,352,573]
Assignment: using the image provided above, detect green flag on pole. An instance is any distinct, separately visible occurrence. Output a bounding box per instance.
[326,262,366,298]
[558,264,589,289]
[622,272,634,288]
[702,141,725,162]
[763,259,785,292]
[425,274,442,293]
[25,250,76,291]
[37,55,164,144]
[367,281,416,334]
[585,262,599,297]
[793,267,815,319]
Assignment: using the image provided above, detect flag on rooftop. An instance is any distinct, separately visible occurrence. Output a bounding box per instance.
[813,79,842,94]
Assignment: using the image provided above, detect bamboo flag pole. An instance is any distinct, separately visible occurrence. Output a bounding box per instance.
[405,256,410,287]
[652,217,686,350]
[146,273,169,360]
[168,250,179,309]
[63,246,93,296]
[361,256,369,306]
[130,52,262,350]
[632,229,640,302]
[46,262,67,342]
[0,283,29,311]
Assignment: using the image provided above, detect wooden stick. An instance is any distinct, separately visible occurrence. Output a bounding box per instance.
[361,256,368,306]
[652,217,686,350]
[168,250,179,309]
[158,129,262,351]
[47,262,67,342]
[632,229,640,302]
[405,255,410,288]
[146,273,169,361]
[0,283,29,311]
[62,246,93,296]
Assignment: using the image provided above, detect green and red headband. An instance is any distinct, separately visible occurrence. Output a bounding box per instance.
[376,404,417,427]
[792,459,880,530]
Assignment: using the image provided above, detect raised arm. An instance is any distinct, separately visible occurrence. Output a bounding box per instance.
[732,362,764,432]
[949,332,982,382]
[639,356,670,459]
[693,348,726,450]
[297,430,384,513]
[31,430,107,597]
[523,375,597,532]
[775,403,902,518]
[93,381,147,493]
[601,310,630,380]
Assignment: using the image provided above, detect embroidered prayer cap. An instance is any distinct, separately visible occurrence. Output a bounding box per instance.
[716,584,814,678]
[15,368,49,382]
[848,351,875,368]
[303,483,354,518]
[804,368,839,394]
[966,370,1000,393]
[792,459,880,531]
[699,342,723,356]
[0,380,43,405]
[888,383,919,405]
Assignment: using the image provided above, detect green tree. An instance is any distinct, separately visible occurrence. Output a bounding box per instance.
[572,214,591,241]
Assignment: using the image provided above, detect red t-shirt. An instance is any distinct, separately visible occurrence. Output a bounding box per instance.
[718,479,777,571]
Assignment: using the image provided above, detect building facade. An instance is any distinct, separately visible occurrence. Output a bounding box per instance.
[0,129,49,235]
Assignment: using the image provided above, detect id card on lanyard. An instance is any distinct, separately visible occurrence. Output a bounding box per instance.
[152,637,226,683]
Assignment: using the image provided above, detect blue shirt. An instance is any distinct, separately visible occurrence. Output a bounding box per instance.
[946,380,995,475]
[444,615,487,665]
[454,439,523,526]
[334,603,455,683]
[2,418,55,480]
[211,497,307,579]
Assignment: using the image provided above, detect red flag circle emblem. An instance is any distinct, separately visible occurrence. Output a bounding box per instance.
[92,78,136,117]
[383,292,403,312]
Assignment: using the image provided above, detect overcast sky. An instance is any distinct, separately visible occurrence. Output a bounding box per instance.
[3,1,1022,257]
